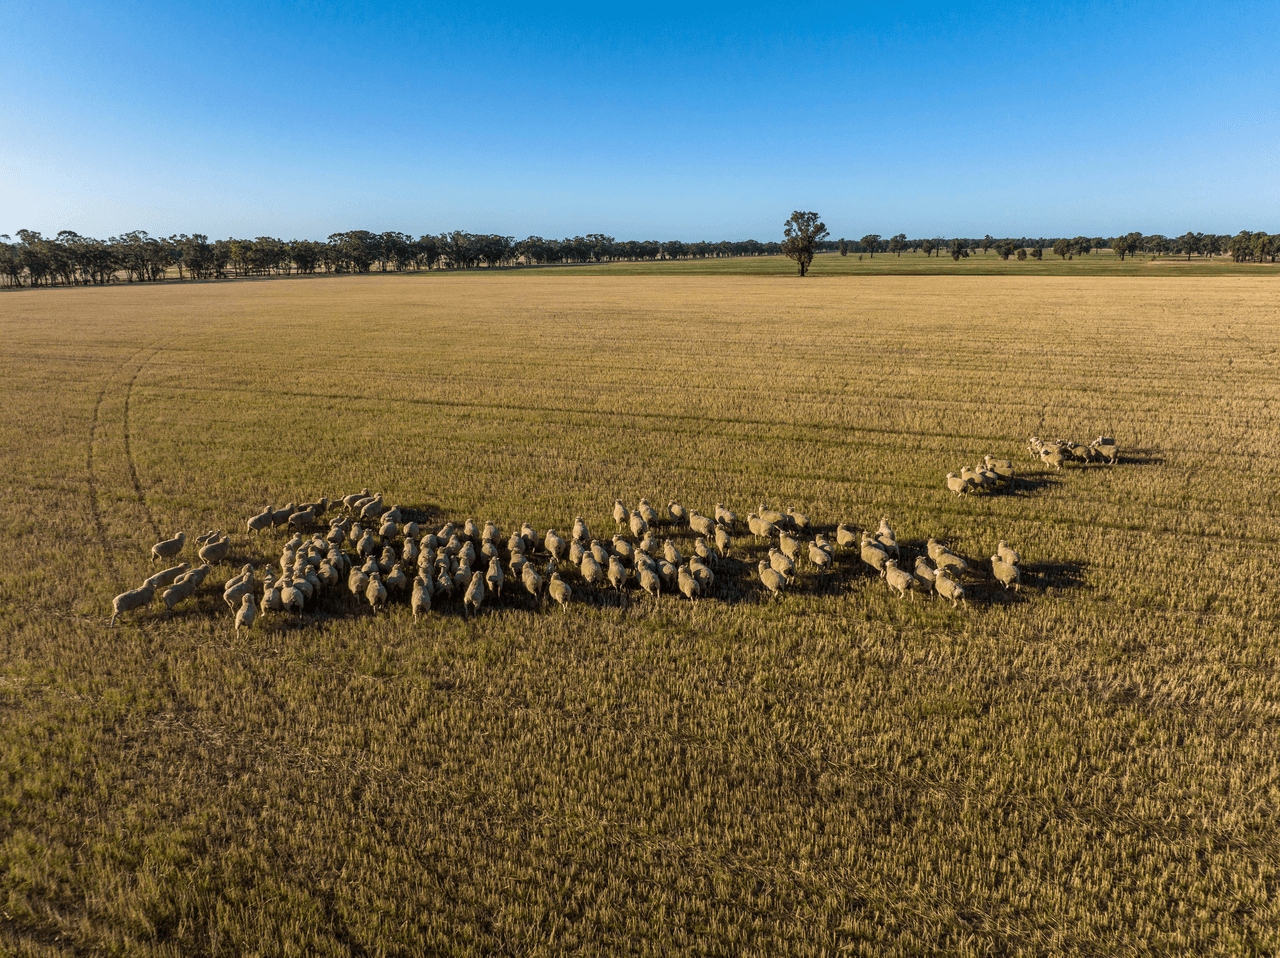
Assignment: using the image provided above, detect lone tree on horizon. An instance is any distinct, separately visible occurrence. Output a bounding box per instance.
[781,211,828,276]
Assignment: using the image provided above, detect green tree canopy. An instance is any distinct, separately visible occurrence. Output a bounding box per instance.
[781,211,829,276]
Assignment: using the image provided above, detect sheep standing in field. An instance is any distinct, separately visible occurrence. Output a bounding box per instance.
[288,507,317,532]
[486,556,504,597]
[572,516,590,542]
[1039,444,1067,470]
[639,565,661,599]
[638,499,660,527]
[688,556,714,591]
[714,503,737,528]
[412,574,432,618]
[860,535,889,577]
[629,512,648,539]
[247,507,273,535]
[145,563,191,592]
[787,507,811,533]
[198,533,231,564]
[836,524,858,550]
[545,530,567,563]
[463,572,485,616]
[110,582,157,627]
[581,553,606,589]
[809,540,833,574]
[934,568,967,608]
[366,573,388,612]
[945,472,972,497]
[613,500,630,532]
[234,593,257,632]
[151,532,186,563]
[768,548,795,584]
[913,557,936,595]
[521,563,543,604]
[161,571,199,613]
[223,565,256,610]
[747,513,778,540]
[667,501,687,527]
[714,526,731,559]
[779,531,801,565]
[689,512,716,539]
[270,503,295,528]
[983,455,1016,489]
[935,550,969,577]
[548,573,572,611]
[883,559,915,599]
[758,560,786,599]
[991,555,1022,592]
[997,541,1021,566]
[663,539,683,567]
[677,565,699,602]
[758,504,786,527]
[1091,436,1119,464]
[608,555,630,592]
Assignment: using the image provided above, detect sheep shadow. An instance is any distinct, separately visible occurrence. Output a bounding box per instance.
[1021,559,1089,591]
[1121,450,1164,466]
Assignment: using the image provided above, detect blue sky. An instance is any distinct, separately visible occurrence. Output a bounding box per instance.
[4,0,1277,241]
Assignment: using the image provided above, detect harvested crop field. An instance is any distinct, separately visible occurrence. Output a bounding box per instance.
[3,271,1280,955]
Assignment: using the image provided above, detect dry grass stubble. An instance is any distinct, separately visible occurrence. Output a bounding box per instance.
[2,272,1279,955]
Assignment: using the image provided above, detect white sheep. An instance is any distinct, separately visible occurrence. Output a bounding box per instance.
[110,581,156,627]
[758,560,786,599]
[883,559,915,599]
[151,532,186,562]
[548,572,572,611]
[234,593,257,632]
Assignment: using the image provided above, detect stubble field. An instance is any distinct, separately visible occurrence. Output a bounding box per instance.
[2,270,1280,956]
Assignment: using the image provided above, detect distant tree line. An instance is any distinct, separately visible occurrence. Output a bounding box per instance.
[0,229,789,289]
[830,231,1278,264]
[2,226,1275,289]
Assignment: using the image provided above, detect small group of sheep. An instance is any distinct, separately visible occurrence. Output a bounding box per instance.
[1028,435,1119,469]
[944,456,1016,496]
[111,529,227,626]
[854,521,1026,607]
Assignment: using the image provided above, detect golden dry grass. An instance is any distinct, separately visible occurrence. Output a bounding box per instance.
[2,271,1280,955]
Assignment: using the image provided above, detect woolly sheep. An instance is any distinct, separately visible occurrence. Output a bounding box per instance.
[608,555,630,592]
[787,507,811,532]
[145,563,191,592]
[883,559,915,599]
[629,512,648,539]
[945,472,971,497]
[270,503,295,528]
[758,504,786,527]
[714,503,737,528]
[638,499,660,526]
[545,530,567,562]
[934,568,967,608]
[151,532,186,562]
[612,536,634,563]
[935,551,969,576]
[110,581,157,627]
[412,574,432,618]
[913,557,936,595]
[779,531,801,564]
[590,540,611,566]
[758,560,786,598]
[581,553,606,589]
[677,565,699,601]
[1091,436,1119,465]
[639,565,661,599]
[161,572,199,613]
[688,556,714,590]
[521,562,543,601]
[198,533,231,564]
[997,541,1021,566]
[613,500,629,532]
[463,572,485,615]
[569,538,586,567]
[234,593,257,632]
[808,540,833,574]
[860,535,889,577]
[247,507,273,535]
[714,526,731,558]
[667,501,687,526]
[689,512,716,538]
[836,524,858,550]
[385,563,408,593]
[663,539,683,567]
[486,557,504,596]
[548,572,572,611]
[573,516,590,542]
[991,555,1022,591]
[768,548,795,583]
[366,573,388,611]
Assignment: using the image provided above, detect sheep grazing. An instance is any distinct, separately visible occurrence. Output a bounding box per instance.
[883,559,915,599]
[714,526,731,558]
[779,531,801,564]
[521,563,543,602]
[808,540,833,574]
[836,524,858,550]
[486,556,504,596]
[912,557,936,595]
[860,535,889,577]
[639,566,661,599]
[768,548,795,583]
[983,455,1016,488]
[714,503,737,528]
[234,593,257,632]
[247,507,273,535]
[638,499,660,526]
[689,512,716,539]
[548,573,572,611]
[161,572,199,613]
[110,582,157,627]
[629,512,648,539]
[991,555,1022,592]
[411,575,432,618]
[787,507,811,532]
[198,533,231,564]
[545,530,567,562]
[758,560,786,599]
[581,554,606,589]
[1091,436,1119,465]
[689,556,714,590]
[463,572,485,616]
[997,540,1021,566]
[667,501,687,526]
[663,539,683,567]
[365,573,388,611]
[613,500,630,532]
[677,565,699,602]
[608,555,630,592]
[945,472,971,497]
[151,532,186,562]
[145,563,191,592]
[934,568,967,608]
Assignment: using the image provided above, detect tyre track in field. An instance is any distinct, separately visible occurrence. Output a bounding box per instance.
[123,348,162,543]
[88,348,154,580]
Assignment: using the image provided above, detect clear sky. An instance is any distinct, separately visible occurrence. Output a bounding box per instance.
[4,0,1277,241]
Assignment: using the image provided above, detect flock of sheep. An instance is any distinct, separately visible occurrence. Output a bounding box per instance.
[107,438,1121,628]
